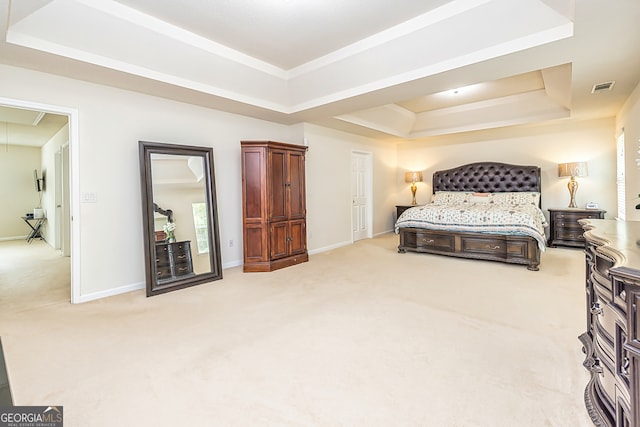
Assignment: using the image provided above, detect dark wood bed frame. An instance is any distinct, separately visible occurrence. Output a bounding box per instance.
[397,162,542,271]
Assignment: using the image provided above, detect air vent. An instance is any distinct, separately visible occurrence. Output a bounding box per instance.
[591,81,615,93]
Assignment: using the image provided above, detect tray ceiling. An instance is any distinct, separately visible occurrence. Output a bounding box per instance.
[1,0,639,142]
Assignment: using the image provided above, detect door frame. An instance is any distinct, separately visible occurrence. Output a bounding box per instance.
[350,150,373,242]
[0,96,80,304]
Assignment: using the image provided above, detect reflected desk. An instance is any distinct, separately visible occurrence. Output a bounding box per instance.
[21,216,45,243]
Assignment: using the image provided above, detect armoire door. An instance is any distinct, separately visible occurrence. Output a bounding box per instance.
[268,149,287,221]
[288,219,307,255]
[288,150,306,220]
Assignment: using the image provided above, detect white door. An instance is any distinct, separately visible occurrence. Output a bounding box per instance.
[351,151,372,241]
[54,149,62,250]
[61,144,71,257]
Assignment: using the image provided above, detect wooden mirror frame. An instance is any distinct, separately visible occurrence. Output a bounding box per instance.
[139,141,223,296]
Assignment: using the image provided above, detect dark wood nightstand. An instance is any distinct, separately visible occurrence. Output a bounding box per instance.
[547,208,606,248]
[396,205,414,219]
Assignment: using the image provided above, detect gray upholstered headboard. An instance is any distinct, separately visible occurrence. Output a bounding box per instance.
[432,162,541,195]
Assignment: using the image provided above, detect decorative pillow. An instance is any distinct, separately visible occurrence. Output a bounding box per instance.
[431,191,472,205]
[470,192,491,204]
[489,192,541,206]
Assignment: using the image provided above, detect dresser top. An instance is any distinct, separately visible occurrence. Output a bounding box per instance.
[580,219,640,270]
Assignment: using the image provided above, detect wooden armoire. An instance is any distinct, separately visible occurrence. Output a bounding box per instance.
[241,140,308,272]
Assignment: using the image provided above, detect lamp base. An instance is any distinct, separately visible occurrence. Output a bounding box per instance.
[411,183,417,205]
[567,177,578,208]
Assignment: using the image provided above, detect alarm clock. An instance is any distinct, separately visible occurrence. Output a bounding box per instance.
[585,202,599,209]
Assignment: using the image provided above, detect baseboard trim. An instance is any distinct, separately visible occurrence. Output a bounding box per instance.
[309,240,352,255]
[223,260,242,269]
[77,281,145,303]
[0,236,28,242]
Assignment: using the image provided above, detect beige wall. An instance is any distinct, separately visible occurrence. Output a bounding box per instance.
[616,80,640,221]
[0,61,628,302]
[0,64,294,300]
[303,123,398,251]
[396,117,617,221]
[0,64,396,301]
[0,144,42,239]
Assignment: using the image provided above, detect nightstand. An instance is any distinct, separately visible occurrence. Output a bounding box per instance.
[547,208,606,248]
[396,205,414,219]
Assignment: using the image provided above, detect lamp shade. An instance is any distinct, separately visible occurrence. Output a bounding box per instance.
[558,162,588,178]
[405,171,423,183]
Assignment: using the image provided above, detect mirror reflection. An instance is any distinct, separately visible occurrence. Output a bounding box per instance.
[139,141,222,296]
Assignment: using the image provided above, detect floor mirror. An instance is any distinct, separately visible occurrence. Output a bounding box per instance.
[139,141,222,296]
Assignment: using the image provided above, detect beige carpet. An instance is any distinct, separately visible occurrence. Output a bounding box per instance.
[0,235,593,427]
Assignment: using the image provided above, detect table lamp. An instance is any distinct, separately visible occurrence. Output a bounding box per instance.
[558,162,588,208]
[404,171,423,205]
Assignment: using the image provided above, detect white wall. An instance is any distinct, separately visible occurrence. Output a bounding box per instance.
[0,64,397,302]
[0,60,624,302]
[396,117,617,221]
[303,124,398,251]
[616,81,640,221]
[0,64,295,300]
[0,144,42,239]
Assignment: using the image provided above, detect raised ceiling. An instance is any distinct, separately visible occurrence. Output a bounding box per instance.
[1,0,639,142]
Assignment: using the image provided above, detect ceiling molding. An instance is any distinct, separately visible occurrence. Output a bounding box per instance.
[3,0,639,142]
[6,0,573,116]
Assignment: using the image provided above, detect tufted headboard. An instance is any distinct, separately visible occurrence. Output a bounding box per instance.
[432,162,541,203]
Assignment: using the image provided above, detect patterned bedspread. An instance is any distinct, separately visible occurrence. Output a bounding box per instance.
[395,203,548,251]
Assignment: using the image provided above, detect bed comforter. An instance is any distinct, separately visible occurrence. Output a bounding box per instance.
[395,203,548,251]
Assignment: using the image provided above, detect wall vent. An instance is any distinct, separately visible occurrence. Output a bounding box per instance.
[591,81,615,93]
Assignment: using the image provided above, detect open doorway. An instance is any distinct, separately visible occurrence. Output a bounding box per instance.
[0,96,80,303]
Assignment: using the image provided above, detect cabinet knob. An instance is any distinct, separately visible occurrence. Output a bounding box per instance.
[421,238,434,244]
[486,245,501,250]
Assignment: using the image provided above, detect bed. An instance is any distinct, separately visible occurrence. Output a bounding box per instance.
[395,162,546,271]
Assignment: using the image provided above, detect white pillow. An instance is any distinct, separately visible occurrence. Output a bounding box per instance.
[431,191,472,205]
[489,192,540,206]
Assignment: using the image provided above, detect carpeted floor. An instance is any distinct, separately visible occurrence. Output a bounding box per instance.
[0,235,593,426]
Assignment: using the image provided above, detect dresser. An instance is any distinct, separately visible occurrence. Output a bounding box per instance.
[155,240,194,283]
[580,219,640,426]
[548,208,606,247]
[241,140,308,272]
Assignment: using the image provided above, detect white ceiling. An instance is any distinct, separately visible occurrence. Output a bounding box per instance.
[0,106,67,147]
[1,0,639,143]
